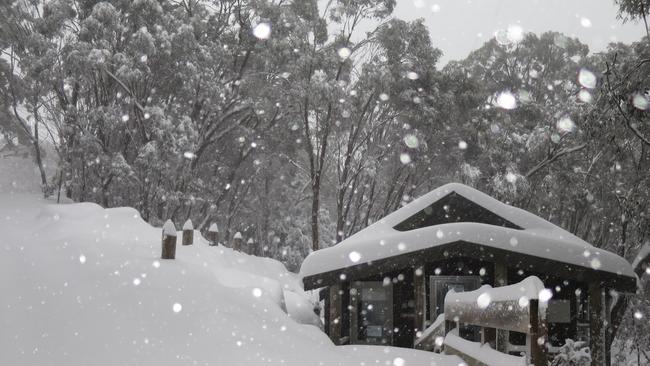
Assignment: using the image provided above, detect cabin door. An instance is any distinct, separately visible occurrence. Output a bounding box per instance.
[350,281,393,345]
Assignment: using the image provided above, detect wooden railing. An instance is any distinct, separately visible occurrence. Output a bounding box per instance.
[442,278,548,366]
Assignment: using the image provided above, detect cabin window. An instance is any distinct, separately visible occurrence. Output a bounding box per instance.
[393,192,523,231]
[350,281,393,345]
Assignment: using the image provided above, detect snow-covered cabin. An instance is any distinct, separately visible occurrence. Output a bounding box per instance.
[299,183,636,362]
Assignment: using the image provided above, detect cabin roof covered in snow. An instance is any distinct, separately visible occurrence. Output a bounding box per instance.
[182,219,193,230]
[208,223,219,232]
[300,183,636,292]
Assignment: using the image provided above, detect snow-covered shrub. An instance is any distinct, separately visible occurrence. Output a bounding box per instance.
[550,339,591,366]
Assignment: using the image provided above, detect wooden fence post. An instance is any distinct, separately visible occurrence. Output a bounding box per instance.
[182,219,193,246]
[207,223,219,246]
[233,232,243,251]
[246,238,254,255]
[161,220,177,259]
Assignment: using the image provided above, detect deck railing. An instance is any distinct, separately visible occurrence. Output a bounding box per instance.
[442,277,548,366]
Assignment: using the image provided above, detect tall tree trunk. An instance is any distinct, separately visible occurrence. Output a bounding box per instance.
[32,118,48,197]
[311,176,320,252]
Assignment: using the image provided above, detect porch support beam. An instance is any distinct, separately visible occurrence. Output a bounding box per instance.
[589,282,606,366]
[414,265,426,338]
[329,283,343,345]
[494,261,508,353]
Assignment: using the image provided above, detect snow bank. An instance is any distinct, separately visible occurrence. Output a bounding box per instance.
[301,183,634,280]
[0,193,461,366]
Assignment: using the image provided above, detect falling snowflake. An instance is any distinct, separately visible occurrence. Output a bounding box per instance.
[590,257,601,269]
[477,292,491,309]
[79,254,86,264]
[348,251,361,263]
[458,140,468,150]
[496,91,517,109]
[337,47,351,59]
[253,23,271,39]
[518,296,530,308]
[580,17,592,28]
[404,135,419,148]
[556,116,576,133]
[406,71,419,80]
[399,153,412,164]
[505,172,518,183]
[252,288,262,297]
[632,93,649,110]
[538,289,553,303]
[578,89,593,103]
[172,303,182,313]
[392,357,405,366]
[506,25,524,43]
[578,68,597,89]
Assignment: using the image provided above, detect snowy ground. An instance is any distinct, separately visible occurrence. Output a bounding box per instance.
[0,155,462,366]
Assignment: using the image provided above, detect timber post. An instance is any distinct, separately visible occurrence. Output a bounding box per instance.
[246,238,255,255]
[233,232,243,251]
[414,265,426,338]
[589,282,606,366]
[182,219,193,245]
[604,290,613,366]
[529,299,548,366]
[161,219,177,259]
[328,283,343,345]
[207,223,219,246]
[494,261,508,352]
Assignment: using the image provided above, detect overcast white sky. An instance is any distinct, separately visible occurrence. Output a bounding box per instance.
[390,0,648,66]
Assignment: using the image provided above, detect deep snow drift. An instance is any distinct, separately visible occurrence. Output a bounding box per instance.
[0,155,462,366]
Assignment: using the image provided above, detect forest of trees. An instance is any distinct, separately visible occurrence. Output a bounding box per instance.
[1,0,649,359]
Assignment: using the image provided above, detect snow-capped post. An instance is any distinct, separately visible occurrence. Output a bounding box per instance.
[233,232,243,251]
[207,223,219,246]
[161,220,177,259]
[182,219,193,246]
[246,238,254,255]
